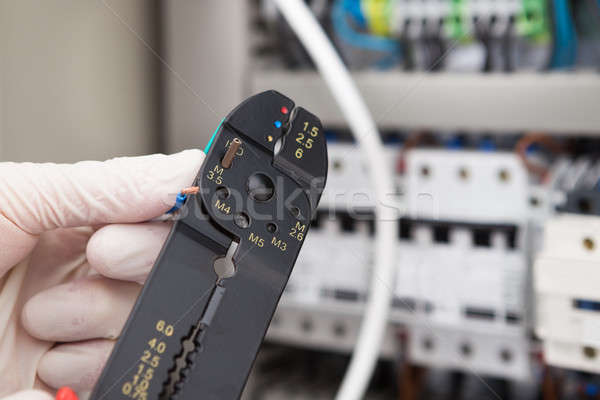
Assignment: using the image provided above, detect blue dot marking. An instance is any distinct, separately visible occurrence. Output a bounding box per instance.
[274,120,282,129]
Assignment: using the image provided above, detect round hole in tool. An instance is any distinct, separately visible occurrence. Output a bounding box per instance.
[458,167,469,181]
[583,346,597,359]
[289,206,302,219]
[420,165,431,178]
[266,223,278,233]
[583,237,595,251]
[333,159,343,171]
[234,212,250,229]
[216,186,230,199]
[247,173,275,202]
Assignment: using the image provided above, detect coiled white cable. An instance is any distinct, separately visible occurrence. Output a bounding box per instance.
[273,1,398,399]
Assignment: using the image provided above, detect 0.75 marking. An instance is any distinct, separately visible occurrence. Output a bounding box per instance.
[121,320,173,399]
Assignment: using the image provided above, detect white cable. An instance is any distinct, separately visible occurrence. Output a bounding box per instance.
[273,1,398,399]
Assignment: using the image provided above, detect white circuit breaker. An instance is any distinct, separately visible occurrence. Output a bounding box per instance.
[405,149,529,224]
[535,214,600,373]
[319,143,399,210]
[400,149,532,380]
[271,145,534,380]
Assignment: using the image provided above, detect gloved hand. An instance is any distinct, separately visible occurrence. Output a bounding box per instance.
[0,150,204,399]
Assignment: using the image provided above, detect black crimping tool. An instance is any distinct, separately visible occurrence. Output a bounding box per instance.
[89,91,328,400]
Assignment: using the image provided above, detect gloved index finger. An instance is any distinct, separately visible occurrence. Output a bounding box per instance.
[0,150,203,276]
[0,150,203,234]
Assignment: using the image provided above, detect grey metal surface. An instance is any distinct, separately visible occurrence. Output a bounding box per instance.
[250,70,600,135]
[162,0,249,153]
[0,0,160,162]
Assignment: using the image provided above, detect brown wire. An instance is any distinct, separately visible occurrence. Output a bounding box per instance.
[515,133,564,180]
[181,186,200,195]
[397,131,437,174]
[541,365,560,400]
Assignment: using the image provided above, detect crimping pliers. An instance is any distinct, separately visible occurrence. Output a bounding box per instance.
[87,91,328,400]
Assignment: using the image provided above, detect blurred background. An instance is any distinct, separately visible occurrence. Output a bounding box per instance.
[2,0,600,399]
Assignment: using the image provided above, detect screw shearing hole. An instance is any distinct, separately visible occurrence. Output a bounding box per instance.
[333,159,343,171]
[458,167,469,180]
[216,186,229,199]
[234,212,250,229]
[247,173,275,202]
[289,206,301,219]
[266,223,278,233]
[583,237,595,251]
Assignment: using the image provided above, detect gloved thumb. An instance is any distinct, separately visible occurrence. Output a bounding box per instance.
[0,149,204,276]
[0,390,53,400]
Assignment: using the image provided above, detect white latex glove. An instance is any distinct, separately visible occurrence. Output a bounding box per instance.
[0,150,204,399]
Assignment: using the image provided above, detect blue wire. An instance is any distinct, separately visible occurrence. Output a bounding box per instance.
[166,193,188,214]
[550,0,577,68]
[478,138,496,152]
[344,0,367,27]
[332,0,401,55]
[586,384,599,397]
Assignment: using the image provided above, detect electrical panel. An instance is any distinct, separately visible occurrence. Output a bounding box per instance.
[221,0,600,397]
[266,143,536,382]
[257,0,597,71]
[399,149,532,380]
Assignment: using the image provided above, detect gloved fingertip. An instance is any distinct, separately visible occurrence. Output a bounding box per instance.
[55,387,78,400]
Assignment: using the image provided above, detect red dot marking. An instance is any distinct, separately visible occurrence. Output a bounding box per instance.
[280,106,289,114]
[56,387,79,400]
